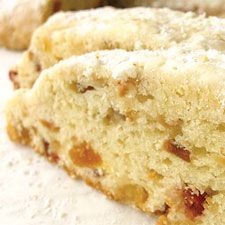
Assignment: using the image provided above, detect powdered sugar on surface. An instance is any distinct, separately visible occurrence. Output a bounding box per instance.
[0,48,155,225]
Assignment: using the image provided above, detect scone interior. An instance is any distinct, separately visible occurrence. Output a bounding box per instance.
[6,49,225,225]
[12,7,225,88]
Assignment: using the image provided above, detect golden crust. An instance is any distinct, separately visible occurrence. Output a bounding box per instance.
[0,0,103,50]
[110,0,225,16]
[14,6,225,88]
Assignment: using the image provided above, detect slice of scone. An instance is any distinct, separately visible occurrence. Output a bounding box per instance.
[6,48,225,225]
[11,7,225,89]
[0,0,103,50]
[109,0,225,16]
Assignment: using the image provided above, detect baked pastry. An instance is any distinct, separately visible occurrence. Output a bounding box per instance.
[11,7,225,89]
[0,0,103,50]
[6,48,225,225]
[109,0,225,16]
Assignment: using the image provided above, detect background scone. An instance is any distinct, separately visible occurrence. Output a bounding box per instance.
[11,7,225,89]
[6,49,225,225]
[0,0,103,50]
[109,0,225,16]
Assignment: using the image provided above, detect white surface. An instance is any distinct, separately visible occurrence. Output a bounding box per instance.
[0,48,156,225]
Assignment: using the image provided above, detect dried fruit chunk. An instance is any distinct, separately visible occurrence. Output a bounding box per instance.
[35,63,42,73]
[116,184,148,206]
[183,187,207,220]
[47,151,59,163]
[157,215,170,225]
[126,110,138,122]
[154,203,170,216]
[118,81,128,96]
[43,140,59,163]
[69,82,95,93]
[7,123,21,143]
[103,108,126,125]
[69,142,102,168]
[164,140,191,162]
[117,78,139,97]
[148,169,163,181]
[137,94,154,103]
[7,123,30,145]
[8,70,18,82]
[8,70,20,88]
[80,86,95,93]
[40,119,59,132]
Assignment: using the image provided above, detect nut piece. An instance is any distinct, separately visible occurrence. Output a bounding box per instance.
[69,142,102,168]
[183,187,207,220]
[164,140,191,162]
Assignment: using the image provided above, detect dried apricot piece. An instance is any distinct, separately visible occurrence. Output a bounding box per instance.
[164,140,191,162]
[43,140,59,163]
[154,204,169,215]
[148,169,163,181]
[8,70,20,88]
[118,81,128,96]
[8,70,18,82]
[116,184,148,205]
[117,78,139,97]
[157,215,170,225]
[40,119,59,132]
[47,151,59,163]
[69,142,102,168]
[35,63,42,72]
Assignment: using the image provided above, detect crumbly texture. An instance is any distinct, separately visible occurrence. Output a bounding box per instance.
[5,49,225,225]
[109,0,225,16]
[12,6,225,89]
[0,0,102,50]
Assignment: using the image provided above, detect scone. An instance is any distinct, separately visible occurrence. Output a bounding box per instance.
[10,7,225,89]
[6,48,225,225]
[0,0,103,50]
[109,0,225,16]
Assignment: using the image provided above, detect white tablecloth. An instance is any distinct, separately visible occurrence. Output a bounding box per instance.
[0,48,156,225]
